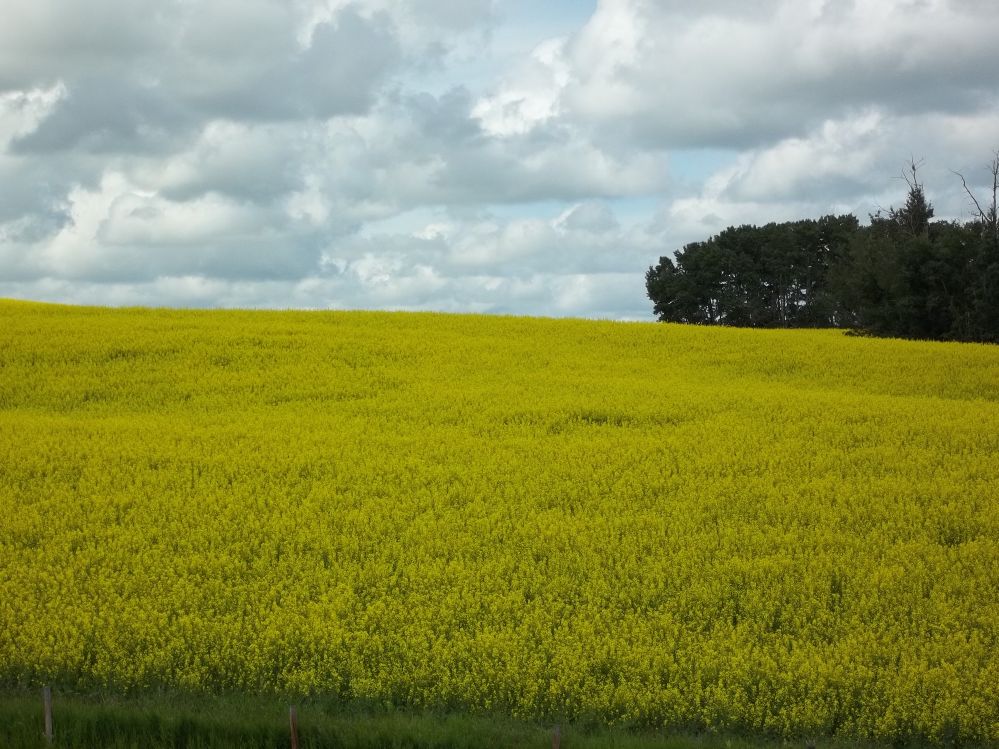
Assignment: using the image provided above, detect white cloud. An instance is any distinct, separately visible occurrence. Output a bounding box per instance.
[656,103,999,249]
[131,121,305,202]
[556,201,620,234]
[472,38,569,137]
[550,0,999,148]
[1,0,998,319]
[17,172,324,283]
[0,84,65,147]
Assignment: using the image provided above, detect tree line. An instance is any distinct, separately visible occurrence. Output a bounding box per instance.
[646,157,999,343]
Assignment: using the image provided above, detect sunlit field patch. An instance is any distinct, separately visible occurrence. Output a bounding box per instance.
[1,300,997,745]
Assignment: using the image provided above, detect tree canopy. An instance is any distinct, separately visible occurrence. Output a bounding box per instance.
[646,158,999,343]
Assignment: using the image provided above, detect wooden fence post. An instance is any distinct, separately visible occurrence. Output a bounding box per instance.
[289,705,299,749]
[552,723,560,749]
[42,686,53,744]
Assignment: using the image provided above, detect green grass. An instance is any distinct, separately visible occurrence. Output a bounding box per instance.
[0,688,896,749]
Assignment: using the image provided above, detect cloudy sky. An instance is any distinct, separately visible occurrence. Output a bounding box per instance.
[2,0,998,319]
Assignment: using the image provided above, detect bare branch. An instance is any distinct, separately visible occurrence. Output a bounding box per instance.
[953,152,999,243]
[990,152,998,224]
[952,168,989,222]
[901,157,925,191]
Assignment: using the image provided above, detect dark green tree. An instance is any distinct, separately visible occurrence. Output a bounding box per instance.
[648,156,998,343]
[646,216,857,328]
[816,159,996,342]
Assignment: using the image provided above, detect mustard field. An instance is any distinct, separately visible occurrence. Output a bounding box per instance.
[1,299,997,745]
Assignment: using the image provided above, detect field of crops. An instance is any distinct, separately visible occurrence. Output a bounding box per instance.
[1,299,997,745]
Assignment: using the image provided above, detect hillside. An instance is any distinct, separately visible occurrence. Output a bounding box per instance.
[1,300,997,745]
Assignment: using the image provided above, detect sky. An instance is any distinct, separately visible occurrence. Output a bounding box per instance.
[1,0,998,320]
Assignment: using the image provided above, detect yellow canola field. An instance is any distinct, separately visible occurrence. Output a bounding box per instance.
[1,300,997,743]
